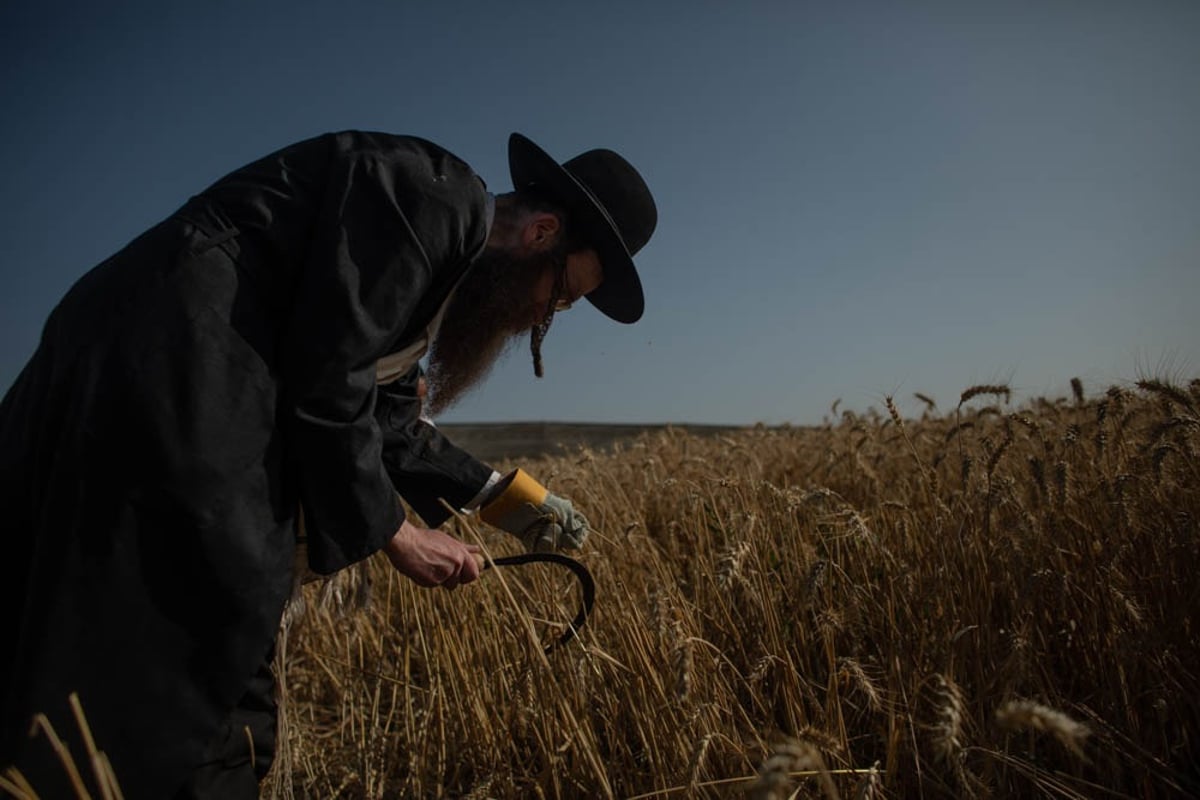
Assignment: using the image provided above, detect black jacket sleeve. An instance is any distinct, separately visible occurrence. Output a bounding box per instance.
[377,365,495,527]
[283,133,487,573]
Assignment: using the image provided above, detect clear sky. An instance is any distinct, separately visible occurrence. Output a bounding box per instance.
[2,1,1197,424]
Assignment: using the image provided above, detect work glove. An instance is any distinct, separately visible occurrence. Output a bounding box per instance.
[479,469,590,553]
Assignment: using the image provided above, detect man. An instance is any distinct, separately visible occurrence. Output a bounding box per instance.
[0,131,656,797]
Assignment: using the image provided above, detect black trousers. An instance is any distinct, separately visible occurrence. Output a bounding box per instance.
[172,654,277,799]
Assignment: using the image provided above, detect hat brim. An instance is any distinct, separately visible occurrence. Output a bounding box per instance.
[508,133,644,324]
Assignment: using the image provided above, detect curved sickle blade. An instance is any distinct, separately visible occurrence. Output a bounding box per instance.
[483,552,595,654]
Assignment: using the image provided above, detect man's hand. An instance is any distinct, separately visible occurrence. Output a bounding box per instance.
[517,493,589,553]
[479,469,591,553]
[384,519,483,589]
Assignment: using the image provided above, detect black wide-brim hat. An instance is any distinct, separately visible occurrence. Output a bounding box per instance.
[508,133,657,324]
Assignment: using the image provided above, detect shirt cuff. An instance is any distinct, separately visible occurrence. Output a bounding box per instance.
[463,470,503,512]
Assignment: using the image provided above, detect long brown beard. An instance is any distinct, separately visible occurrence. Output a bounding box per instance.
[425,247,561,415]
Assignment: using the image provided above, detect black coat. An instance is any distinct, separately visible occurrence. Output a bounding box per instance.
[0,131,493,796]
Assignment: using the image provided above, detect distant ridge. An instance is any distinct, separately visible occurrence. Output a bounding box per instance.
[437,422,745,463]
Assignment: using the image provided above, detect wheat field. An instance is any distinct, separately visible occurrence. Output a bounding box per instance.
[5,384,1193,800]
[261,378,1199,798]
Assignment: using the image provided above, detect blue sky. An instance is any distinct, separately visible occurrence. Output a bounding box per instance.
[2,1,1197,424]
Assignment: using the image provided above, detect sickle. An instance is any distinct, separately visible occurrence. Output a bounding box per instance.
[482,553,595,654]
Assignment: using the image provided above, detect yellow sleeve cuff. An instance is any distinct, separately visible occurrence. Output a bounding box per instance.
[479,469,548,529]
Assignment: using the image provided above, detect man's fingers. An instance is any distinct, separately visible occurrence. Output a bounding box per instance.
[463,552,481,583]
[441,547,482,590]
[386,522,486,590]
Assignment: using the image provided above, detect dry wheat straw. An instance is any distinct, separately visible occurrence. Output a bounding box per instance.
[922,674,966,764]
[1136,379,1196,413]
[0,769,37,800]
[959,384,1012,407]
[685,734,713,790]
[750,738,840,800]
[839,658,883,713]
[852,761,882,800]
[995,700,1091,760]
[1070,377,1084,405]
[914,392,937,411]
[254,377,1198,798]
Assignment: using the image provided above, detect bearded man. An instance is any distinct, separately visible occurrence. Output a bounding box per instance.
[0,131,656,798]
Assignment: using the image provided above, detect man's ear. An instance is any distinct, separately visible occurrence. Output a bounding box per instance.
[521,212,562,252]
